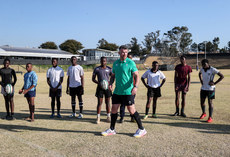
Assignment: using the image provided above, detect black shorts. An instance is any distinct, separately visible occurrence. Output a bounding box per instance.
[70,86,84,97]
[49,89,62,97]
[95,86,112,98]
[200,90,215,99]
[147,87,161,97]
[112,94,135,106]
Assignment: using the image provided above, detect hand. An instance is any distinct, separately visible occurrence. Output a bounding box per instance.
[19,89,23,94]
[80,86,84,95]
[131,87,137,95]
[23,89,28,94]
[109,85,113,91]
[209,81,215,86]
[66,88,69,94]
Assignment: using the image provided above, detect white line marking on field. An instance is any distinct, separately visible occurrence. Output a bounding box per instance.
[2,131,65,157]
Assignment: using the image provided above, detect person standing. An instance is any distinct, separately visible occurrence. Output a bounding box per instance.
[0,58,17,120]
[141,61,166,119]
[102,45,147,138]
[174,55,192,117]
[66,56,84,119]
[199,59,224,123]
[19,63,37,122]
[47,58,64,118]
[92,57,112,124]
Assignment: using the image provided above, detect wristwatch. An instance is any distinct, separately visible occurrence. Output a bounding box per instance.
[134,85,138,88]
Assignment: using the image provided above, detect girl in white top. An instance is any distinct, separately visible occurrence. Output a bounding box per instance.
[141,61,166,119]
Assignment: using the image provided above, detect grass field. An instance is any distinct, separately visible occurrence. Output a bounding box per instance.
[0,69,230,157]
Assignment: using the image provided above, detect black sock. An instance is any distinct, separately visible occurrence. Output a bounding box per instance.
[209,107,213,118]
[110,113,118,130]
[133,111,144,130]
[181,108,184,113]
[57,98,61,115]
[176,107,179,113]
[153,106,156,115]
[51,98,55,114]
[202,105,205,114]
[145,107,149,115]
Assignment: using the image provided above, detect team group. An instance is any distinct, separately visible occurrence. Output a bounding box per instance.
[0,45,224,138]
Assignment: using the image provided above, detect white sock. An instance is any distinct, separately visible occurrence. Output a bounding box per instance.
[107,113,110,117]
[97,114,100,118]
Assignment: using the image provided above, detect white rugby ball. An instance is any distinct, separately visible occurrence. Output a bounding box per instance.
[5,84,13,94]
[100,80,109,90]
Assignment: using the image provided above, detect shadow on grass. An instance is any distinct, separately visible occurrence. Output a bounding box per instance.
[0,123,101,135]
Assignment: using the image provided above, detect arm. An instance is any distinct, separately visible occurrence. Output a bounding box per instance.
[109,73,115,91]
[23,85,35,94]
[131,71,139,95]
[19,85,24,94]
[92,74,99,84]
[141,77,148,88]
[47,78,53,88]
[210,72,224,86]
[66,76,69,94]
[54,77,63,90]
[199,72,203,85]
[12,70,17,86]
[160,78,166,87]
[187,73,191,89]
[174,71,178,87]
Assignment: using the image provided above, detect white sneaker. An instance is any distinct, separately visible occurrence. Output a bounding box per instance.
[69,113,76,118]
[77,113,83,119]
[101,128,116,136]
[133,128,147,138]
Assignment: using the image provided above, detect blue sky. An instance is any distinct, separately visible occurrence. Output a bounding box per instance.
[0,0,229,49]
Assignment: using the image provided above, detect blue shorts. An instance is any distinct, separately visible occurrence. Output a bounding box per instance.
[24,90,36,98]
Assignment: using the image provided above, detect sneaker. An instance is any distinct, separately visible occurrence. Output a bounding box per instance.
[152,114,157,118]
[50,114,55,118]
[207,117,213,123]
[69,113,76,118]
[101,128,116,136]
[96,117,100,124]
[200,113,207,119]
[143,115,148,120]
[106,116,110,123]
[133,128,147,138]
[77,113,83,119]
[181,112,187,117]
[57,114,62,118]
[173,112,179,116]
[119,118,124,123]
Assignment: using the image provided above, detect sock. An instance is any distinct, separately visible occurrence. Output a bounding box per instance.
[209,107,213,118]
[107,113,110,117]
[153,106,156,115]
[202,105,206,114]
[145,107,149,115]
[133,111,144,130]
[79,102,83,114]
[110,113,118,130]
[97,114,100,118]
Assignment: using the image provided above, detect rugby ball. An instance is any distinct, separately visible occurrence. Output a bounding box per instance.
[5,84,13,94]
[100,80,109,90]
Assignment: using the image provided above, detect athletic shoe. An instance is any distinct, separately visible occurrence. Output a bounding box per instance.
[57,114,62,118]
[207,117,213,123]
[119,118,124,123]
[133,128,147,138]
[50,114,54,118]
[152,114,157,118]
[200,113,207,119]
[96,117,100,124]
[69,113,76,118]
[180,112,187,117]
[106,116,110,123]
[143,115,148,120]
[77,113,83,119]
[173,112,179,116]
[101,128,116,136]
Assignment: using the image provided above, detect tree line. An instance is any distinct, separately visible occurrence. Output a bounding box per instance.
[39,26,230,56]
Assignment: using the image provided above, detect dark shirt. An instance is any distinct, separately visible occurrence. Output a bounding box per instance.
[93,66,112,83]
[175,64,192,85]
[0,67,17,87]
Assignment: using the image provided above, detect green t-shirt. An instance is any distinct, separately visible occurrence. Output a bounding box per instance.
[112,58,138,95]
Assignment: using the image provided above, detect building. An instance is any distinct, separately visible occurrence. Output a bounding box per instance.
[82,48,119,61]
[0,45,81,60]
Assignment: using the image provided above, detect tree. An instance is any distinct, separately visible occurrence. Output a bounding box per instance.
[212,37,220,53]
[142,30,161,54]
[97,38,119,51]
[59,39,84,54]
[39,41,58,49]
[129,37,142,56]
[190,42,198,52]
[165,26,192,55]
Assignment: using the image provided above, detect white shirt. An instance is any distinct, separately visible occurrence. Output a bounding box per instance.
[67,65,84,88]
[142,70,166,88]
[200,66,219,91]
[47,66,64,89]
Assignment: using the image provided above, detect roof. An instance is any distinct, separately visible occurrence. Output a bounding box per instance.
[82,48,118,53]
[0,45,79,58]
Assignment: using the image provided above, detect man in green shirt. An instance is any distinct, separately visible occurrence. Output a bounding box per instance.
[101,45,147,138]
